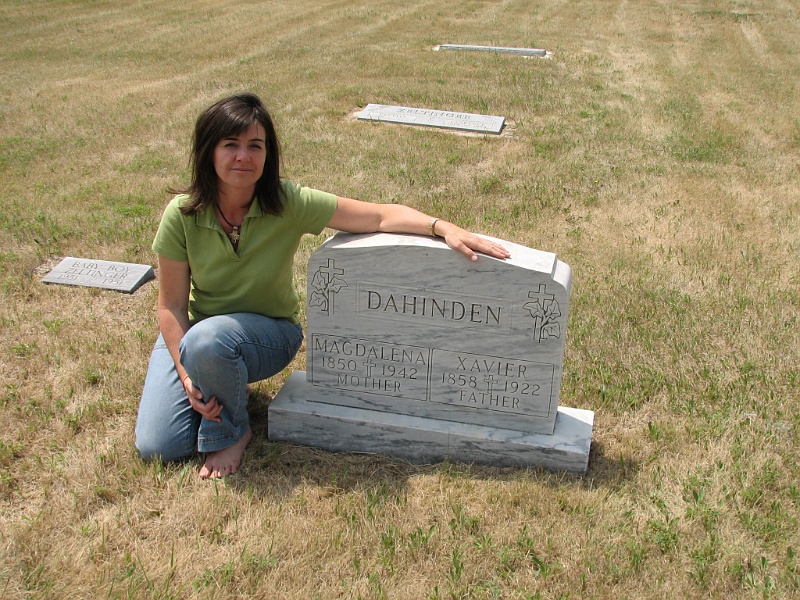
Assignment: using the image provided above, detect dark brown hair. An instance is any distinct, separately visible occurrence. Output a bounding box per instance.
[176,92,284,216]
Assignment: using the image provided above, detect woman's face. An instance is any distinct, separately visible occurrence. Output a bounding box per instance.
[213,121,267,196]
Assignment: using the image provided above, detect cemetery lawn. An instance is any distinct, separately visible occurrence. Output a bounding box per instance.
[1,0,798,598]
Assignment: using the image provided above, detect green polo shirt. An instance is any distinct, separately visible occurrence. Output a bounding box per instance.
[152,180,337,325]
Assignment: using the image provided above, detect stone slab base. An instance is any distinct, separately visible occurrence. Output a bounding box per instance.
[268,372,594,474]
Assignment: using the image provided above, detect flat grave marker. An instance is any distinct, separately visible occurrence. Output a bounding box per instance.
[42,257,154,293]
[269,232,594,473]
[357,103,505,134]
[434,44,552,58]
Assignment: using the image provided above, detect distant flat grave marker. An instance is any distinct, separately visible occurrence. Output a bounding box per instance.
[42,257,154,293]
[434,44,552,58]
[357,104,505,134]
[269,232,594,473]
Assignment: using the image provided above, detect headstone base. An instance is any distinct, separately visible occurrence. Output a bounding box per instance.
[268,372,593,474]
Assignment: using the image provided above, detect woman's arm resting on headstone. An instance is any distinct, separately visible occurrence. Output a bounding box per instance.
[326,197,511,262]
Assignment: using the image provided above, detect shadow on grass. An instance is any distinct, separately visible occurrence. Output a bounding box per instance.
[583,439,640,490]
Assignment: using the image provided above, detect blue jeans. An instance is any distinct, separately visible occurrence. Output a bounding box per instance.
[135,313,303,461]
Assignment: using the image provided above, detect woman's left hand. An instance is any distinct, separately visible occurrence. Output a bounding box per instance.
[436,221,512,262]
[183,376,223,423]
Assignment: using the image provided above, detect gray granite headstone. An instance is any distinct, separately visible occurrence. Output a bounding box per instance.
[434,44,552,58]
[42,257,154,293]
[357,104,505,134]
[269,233,593,473]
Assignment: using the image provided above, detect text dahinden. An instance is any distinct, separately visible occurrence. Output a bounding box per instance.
[362,290,503,326]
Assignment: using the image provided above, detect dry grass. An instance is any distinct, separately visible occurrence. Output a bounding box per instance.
[1,0,799,598]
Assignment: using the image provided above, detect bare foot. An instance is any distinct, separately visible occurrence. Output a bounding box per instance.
[199,428,253,479]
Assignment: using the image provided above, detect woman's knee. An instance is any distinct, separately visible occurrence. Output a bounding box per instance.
[135,397,198,463]
[180,318,234,366]
[135,436,171,462]
[135,432,193,463]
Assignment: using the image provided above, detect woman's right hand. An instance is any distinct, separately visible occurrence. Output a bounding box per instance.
[182,376,223,422]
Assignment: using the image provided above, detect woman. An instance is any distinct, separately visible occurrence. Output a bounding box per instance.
[135,92,510,479]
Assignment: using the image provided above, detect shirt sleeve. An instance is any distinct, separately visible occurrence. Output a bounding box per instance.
[282,181,338,235]
[152,196,189,262]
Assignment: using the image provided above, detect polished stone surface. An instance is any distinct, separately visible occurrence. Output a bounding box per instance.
[305,232,571,434]
[268,232,593,472]
[357,104,505,134]
[42,257,154,293]
[270,372,594,473]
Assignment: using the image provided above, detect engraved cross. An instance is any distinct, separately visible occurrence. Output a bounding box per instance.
[319,259,344,283]
[363,359,377,377]
[317,258,345,316]
[528,284,554,307]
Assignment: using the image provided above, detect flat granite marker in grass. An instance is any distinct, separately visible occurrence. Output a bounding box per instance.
[42,257,154,293]
[269,232,594,473]
[433,44,552,58]
[357,103,505,134]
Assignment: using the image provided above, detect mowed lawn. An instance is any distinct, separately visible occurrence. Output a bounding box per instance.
[1,0,799,598]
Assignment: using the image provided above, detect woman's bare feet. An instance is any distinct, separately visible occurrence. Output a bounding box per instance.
[199,428,253,479]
